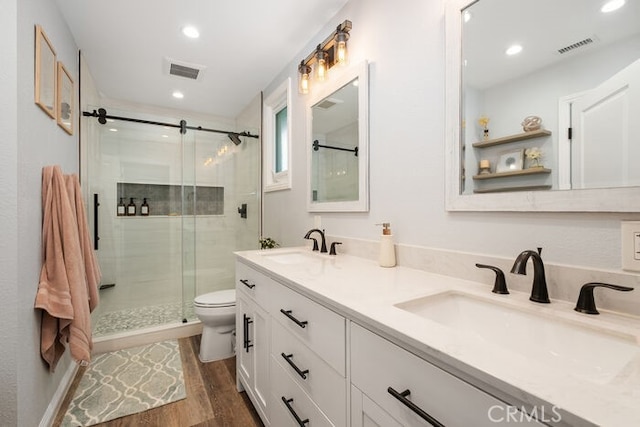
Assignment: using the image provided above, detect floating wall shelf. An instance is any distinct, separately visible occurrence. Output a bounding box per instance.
[472,129,552,148]
[473,167,551,180]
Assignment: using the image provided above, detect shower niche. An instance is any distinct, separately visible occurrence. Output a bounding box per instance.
[116,182,224,216]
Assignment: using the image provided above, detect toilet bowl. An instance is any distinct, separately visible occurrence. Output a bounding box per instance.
[194,289,236,362]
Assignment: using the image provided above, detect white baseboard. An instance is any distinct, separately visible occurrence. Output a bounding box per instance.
[39,361,78,427]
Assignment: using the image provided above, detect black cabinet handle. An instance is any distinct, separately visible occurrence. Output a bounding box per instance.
[387,387,444,427]
[240,279,255,289]
[281,397,309,426]
[243,314,253,352]
[281,353,309,380]
[280,309,308,328]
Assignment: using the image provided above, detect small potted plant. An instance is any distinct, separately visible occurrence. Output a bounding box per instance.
[259,237,279,250]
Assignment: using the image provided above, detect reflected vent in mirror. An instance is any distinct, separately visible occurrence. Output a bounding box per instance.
[316,98,343,109]
[557,36,597,55]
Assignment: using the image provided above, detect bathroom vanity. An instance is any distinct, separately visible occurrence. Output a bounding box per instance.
[235,248,640,426]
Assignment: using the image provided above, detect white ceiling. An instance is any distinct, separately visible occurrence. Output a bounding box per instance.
[56,0,349,118]
[463,0,640,89]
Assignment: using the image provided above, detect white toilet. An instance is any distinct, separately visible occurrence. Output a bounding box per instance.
[193,289,236,362]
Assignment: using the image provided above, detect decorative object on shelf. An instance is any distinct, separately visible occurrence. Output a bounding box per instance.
[478,159,491,175]
[259,237,279,250]
[496,149,524,173]
[478,115,490,140]
[34,25,57,119]
[521,115,542,132]
[525,147,543,168]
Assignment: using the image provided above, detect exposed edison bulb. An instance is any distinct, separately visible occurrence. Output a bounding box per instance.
[335,31,349,65]
[315,49,328,81]
[298,63,310,94]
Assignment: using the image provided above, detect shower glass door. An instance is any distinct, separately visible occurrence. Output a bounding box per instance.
[85,106,260,337]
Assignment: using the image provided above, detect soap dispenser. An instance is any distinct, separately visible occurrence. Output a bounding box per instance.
[126,198,137,216]
[140,198,150,216]
[117,197,126,216]
[376,222,396,268]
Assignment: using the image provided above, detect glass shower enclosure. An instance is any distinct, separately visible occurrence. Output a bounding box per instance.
[85,107,260,337]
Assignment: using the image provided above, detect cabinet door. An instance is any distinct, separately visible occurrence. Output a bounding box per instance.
[236,294,271,424]
[252,302,271,422]
[351,385,403,427]
[236,295,254,387]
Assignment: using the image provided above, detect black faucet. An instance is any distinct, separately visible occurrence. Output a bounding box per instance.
[304,229,327,253]
[511,248,550,303]
[574,282,633,314]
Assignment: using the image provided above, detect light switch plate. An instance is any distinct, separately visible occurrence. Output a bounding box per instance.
[621,221,640,271]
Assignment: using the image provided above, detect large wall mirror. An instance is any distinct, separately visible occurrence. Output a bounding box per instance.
[307,60,369,212]
[445,0,640,211]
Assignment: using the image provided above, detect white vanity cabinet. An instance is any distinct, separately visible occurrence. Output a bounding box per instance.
[269,280,348,427]
[350,323,546,427]
[235,261,272,424]
[236,260,348,427]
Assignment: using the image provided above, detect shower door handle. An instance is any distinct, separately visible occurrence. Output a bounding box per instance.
[93,193,100,250]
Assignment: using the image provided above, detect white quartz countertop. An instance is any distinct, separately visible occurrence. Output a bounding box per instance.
[235,247,640,427]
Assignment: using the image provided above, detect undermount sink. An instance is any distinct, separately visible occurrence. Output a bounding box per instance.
[395,291,640,384]
[259,250,321,265]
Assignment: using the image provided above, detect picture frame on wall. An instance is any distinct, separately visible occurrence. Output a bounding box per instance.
[34,25,57,119]
[496,149,524,173]
[56,62,74,135]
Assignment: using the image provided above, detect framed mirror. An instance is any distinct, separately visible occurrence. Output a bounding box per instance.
[445,0,640,211]
[307,60,369,212]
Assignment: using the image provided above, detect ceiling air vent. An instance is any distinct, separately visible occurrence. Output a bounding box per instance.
[557,37,595,55]
[164,57,206,81]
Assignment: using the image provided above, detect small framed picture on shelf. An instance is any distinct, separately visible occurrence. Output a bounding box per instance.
[496,149,524,173]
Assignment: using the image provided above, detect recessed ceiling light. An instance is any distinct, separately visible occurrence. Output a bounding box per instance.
[505,44,523,56]
[161,134,169,138]
[601,0,625,13]
[172,91,184,99]
[182,25,200,39]
[109,128,118,132]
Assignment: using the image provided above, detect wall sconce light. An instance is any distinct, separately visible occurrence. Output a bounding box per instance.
[297,20,352,94]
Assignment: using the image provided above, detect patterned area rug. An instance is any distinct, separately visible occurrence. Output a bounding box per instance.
[61,340,186,426]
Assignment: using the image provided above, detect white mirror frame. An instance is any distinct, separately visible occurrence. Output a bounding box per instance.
[307,60,369,212]
[445,0,640,212]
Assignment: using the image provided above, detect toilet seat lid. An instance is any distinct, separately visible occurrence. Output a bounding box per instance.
[194,289,236,307]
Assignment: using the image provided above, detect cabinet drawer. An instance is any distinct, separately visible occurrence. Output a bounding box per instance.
[271,356,334,427]
[236,260,273,305]
[350,323,545,427]
[272,319,347,426]
[271,282,346,375]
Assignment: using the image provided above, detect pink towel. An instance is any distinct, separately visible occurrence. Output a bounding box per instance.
[34,166,101,372]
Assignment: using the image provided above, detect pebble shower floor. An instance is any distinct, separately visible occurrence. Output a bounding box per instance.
[93,302,196,337]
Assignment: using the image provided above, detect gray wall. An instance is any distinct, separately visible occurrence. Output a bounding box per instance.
[262,0,640,271]
[2,0,81,425]
[1,0,19,425]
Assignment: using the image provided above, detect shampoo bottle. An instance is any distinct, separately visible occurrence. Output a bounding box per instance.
[377,222,396,268]
[117,197,126,216]
[141,198,150,216]
[126,198,137,216]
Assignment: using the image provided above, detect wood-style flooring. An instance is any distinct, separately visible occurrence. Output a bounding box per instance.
[53,335,264,427]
